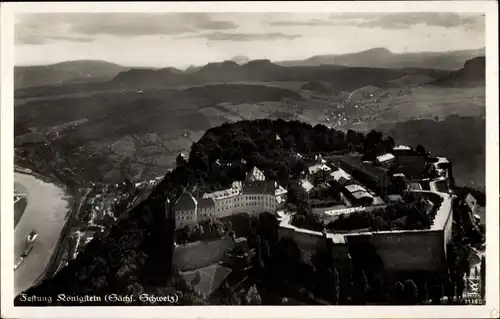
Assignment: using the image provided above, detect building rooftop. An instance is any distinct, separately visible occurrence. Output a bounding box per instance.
[330,168,352,184]
[242,180,276,195]
[326,233,347,245]
[350,191,374,200]
[174,191,198,211]
[232,181,243,190]
[345,184,368,194]
[339,155,389,183]
[203,186,241,200]
[308,163,331,175]
[275,184,288,196]
[376,153,395,163]
[393,145,412,151]
[246,166,266,182]
[323,206,367,217]
[300,180,314,193]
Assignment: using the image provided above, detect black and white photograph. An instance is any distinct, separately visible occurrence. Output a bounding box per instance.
[1,2,498,319]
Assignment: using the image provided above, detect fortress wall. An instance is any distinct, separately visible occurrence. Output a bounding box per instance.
[279,224,447,272]
[363,230,446,272]
[278,226,328,265]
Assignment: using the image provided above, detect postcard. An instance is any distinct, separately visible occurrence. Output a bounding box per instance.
[1,1,498,318]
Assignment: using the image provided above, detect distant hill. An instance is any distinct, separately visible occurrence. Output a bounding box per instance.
[388,74,436,87]
[231,55,251,65]
[276,47,485,71]
[15,56,456,99]
[14,60,128,89]
[427,57,485,87]
[163,67,184,74]
[16,60,411,98]
[185,65,202,73]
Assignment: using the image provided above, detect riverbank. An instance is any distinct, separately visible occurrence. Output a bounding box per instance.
[35,190,82,285]
[14,166,78,295]
[14,196,27,229]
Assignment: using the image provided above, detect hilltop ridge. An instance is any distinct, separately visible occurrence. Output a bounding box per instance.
[277,47,485,70]
[428,56,485,87]
[15,60,128,89]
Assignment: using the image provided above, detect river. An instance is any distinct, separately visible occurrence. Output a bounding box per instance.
[14,172,72,296]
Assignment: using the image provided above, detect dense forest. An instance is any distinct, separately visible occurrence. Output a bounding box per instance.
[15,119,485,305]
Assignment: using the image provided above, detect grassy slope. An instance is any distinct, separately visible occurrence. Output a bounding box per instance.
[14,84,304,183]
[378,115,485,190]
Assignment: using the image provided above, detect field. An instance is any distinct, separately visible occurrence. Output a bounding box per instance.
[14,68,485,188]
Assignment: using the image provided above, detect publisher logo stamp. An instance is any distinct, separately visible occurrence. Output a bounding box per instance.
[464,275,483,305]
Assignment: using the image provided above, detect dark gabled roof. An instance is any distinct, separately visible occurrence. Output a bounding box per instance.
[174,191,197,211]
[339,155,389,182]
[242,180,276,195]
[245,166,266,182]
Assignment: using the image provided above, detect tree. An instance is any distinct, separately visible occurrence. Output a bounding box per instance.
[431,278,444,305]
[403,280,419,305]
[393,281,404,305]
[353,270,369,304]
[327,267,340,305]
[415,144,426,156]
[421,281,429,304]
[383,136,395,153]
[456,275,465,302]
[363,130,383,154]
[244,285,262,305]
[370,215,388,231]
[126,282,144,298]
[445,277,455,304]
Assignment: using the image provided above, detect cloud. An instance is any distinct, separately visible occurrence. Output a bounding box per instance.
[183,31,301,41]
[68,13,238,36]
[15,34,95,45]
[349,13,485,31]
[270,12,485,31]
[15,13,239,44]
[270,19,344,27]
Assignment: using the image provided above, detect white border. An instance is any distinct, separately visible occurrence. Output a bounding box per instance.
[1,1,498,319]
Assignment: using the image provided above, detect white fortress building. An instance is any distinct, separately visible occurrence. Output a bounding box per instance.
[173,166,288,229]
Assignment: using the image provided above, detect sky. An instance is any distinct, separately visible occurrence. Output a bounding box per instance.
[14,12,485,68]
